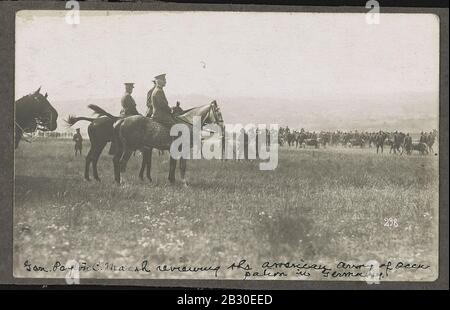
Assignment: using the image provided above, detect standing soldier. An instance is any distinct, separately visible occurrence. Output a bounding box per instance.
[73,128,83,156]
[404,133,413,155]
[151,74,176,127]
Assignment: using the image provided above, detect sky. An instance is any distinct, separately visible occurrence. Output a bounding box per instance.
[15,10,440,130]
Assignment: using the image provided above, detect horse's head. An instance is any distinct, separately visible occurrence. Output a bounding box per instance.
[28,87,58,131]
[205,100,224,127]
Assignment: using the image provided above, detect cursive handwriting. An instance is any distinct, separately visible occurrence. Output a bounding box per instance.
[22,258,432,281]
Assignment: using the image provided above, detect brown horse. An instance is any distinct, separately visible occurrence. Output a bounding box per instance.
[66,115,152,181]
[15,87,58,148]
[88,101,224,184]
[411,142,429,155]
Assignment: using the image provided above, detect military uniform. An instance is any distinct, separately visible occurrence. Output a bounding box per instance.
[110,83,138,155]
[73,130,83,156]
[120,92,139,117]
[145,83,156,118]
[151,85,176,127]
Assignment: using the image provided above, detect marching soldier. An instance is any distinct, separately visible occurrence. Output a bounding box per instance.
[151,74,176,127]
[120,83,140,117]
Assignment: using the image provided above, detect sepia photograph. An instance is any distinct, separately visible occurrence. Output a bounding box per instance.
[11,6,442,284]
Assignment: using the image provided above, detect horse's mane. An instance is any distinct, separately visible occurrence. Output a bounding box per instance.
[175,104,212,125]
[15,93,33,104]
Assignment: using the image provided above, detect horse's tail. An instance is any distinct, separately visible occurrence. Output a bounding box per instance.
[88,104,119,121]
[66,115,96,126]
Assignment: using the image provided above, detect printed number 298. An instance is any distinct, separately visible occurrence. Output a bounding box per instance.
[384,218,398,228]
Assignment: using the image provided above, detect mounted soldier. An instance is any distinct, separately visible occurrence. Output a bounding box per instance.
[145,80,157,118]
[404,133,413,155]
[151,74,177,127]
[419,131,426,143]
[110,82,140,155]
[120,83,139,117]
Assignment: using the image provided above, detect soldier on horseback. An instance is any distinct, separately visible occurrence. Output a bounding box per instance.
[110,83,140,155]
[150,74,177,128]
[120,83,140,117]
[404,133,413,155]
[420,131,426,144]
[145,80,157,117]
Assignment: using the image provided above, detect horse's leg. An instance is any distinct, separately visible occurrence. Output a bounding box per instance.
[146,149,153,182]
[179,157,187,187]
[85,147,94,181]
[92,141,107,182]
[139,151,146,181]
[112,143,123,184]
[119,149,133,173]
[168,156,177,184]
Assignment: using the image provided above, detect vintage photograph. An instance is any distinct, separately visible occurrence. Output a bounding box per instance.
[13,9,440,282]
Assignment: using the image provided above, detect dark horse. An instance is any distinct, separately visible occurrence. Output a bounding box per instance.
[67,114,152,182]
[15,87,58,148]
[88,101,223,185]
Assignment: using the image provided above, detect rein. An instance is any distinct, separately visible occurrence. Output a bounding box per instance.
[15,121,34,143]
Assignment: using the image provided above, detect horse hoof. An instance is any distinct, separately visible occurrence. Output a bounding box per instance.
[85,177,90,182]
[94,178,101,182]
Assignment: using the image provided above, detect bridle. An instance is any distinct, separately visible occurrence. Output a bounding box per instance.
[15,121,34,143]
[204,101,223,126]
[15,93,53,143]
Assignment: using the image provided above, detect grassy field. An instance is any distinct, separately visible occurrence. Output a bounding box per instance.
[14,138,439,281]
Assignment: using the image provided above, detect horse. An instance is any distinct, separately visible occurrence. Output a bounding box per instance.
[15,87,58,148]
[87,101,224,185]
[66,114,152,182]
[411,142,429,155]
[302,138,319,149]
[346,138,364,148]
[426,132,437,154]
[286,132,296,147]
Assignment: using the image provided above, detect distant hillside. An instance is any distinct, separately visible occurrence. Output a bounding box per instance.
[54,91,439,136]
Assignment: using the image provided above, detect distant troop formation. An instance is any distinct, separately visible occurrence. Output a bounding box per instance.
[278,127,438,155]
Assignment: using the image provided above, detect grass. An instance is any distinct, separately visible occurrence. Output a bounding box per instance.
[13,138,439,281]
